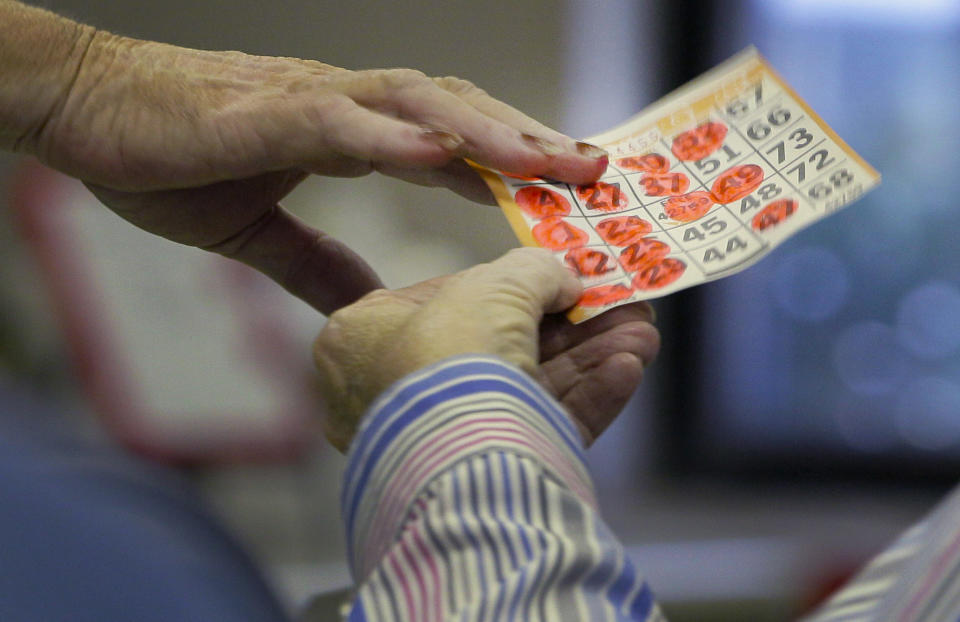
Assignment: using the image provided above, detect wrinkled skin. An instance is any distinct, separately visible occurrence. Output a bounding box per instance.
[21,32,608,314]
[313,248,660,451]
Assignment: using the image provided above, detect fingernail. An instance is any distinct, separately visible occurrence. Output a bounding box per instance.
[420,126,465,152]
[521,133,565,156]
[576,141,608,160]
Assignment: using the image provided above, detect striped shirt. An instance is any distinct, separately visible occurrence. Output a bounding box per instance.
[341,355,664,621]
[341,354,960,621]
[801,482,960,621]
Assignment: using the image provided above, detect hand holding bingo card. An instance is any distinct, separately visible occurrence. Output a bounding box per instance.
[472,48,880,323]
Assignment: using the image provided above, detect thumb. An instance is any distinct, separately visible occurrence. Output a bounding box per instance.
[390,247,581,377]
[87,176,385,315]
[456,247,582,318]
[207,205,386,315]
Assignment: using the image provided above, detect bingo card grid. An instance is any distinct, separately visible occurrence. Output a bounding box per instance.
[476,48,880,323]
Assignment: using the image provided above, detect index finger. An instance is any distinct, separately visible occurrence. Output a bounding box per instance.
[434,75,610,180]
[338,70,608,185]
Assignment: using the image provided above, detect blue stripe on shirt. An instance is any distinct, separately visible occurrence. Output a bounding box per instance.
[343,358,586,531]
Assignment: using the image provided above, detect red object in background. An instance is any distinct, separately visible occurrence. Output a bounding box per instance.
[616,153,670,174]
[564,247,615,277]
[752,198,798,231]
[595,215,653,247]
[576,181,629,213]
[639,171,690,197]
[795,560,862,618]
[711,164,764,203]
[7,160,316,464]
[578,283,635,307]
[514,186,571,219]
[663,191,715,222]
[619,238,672,272]
[532,216,589,250]
[671,121,728,161]
[632,258,686,290]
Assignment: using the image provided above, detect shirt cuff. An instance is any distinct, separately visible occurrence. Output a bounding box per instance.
[339,354,596,582]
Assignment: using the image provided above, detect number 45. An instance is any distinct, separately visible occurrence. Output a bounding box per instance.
[683,216,727,243]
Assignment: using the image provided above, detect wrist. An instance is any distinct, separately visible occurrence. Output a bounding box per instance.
[0,1,96,155]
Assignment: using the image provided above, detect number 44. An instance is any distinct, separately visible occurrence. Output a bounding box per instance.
[703,236,749,263]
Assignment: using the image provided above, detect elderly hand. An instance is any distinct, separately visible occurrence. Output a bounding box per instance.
[8,10,608,313]
[313,248,659,451]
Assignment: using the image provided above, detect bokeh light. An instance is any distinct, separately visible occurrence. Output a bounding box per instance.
[770,246,850,322]
[895,280,960,360]
[832,321,909,396]
[895,377,960,451]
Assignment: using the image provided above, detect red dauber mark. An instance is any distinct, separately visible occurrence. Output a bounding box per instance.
[671,121,728,161]
[595,215,653,247]
[565,247,615,277]
[616,153,670,174]
[639,172,690,197]
[618,238,672,272]
[752,198,798,231]
[711,164,764,204]
[632,258,686,290]
[663,191,714,222]
[576,181,629,213]
[578,283,636,307]
[532,216,589,250]
[514,186,571,219]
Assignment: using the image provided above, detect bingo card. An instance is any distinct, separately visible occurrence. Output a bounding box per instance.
[472,47,880,323]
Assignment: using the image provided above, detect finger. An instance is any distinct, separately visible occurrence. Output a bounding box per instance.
[404,248,580,376]
[400,83,607,185]
[203,203,385,315]
[374,159,496,205]
[538,320,661,398]
[339,71,607,184]
[435,76,569,143]
[284,94,462,174]
[434,75,610,183]
[553,352,646,445]
[539,301,657,361]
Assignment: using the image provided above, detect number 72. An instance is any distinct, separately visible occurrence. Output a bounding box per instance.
[786,149,836,183]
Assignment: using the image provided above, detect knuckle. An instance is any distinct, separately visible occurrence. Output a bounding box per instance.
[434,75,486,97]
[377,68,430,90]
[506,246,560,273]
[200,206,280,259]
[505,246,551,262]
[314,312,349,351]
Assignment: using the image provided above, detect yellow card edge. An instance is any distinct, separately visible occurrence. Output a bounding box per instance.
[468,161,538,248]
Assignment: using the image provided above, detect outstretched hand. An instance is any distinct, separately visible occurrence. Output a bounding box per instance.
[22,30,608,313]
[313,248,659,451]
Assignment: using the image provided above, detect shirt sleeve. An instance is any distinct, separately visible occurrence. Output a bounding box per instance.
[800,483,960,622]
[339,355,665,622]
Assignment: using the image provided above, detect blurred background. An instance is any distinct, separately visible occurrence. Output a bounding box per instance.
[2,0,959,619]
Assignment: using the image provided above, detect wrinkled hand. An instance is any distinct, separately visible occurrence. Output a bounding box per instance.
[26,32,608,313]
[313,248,659,451]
